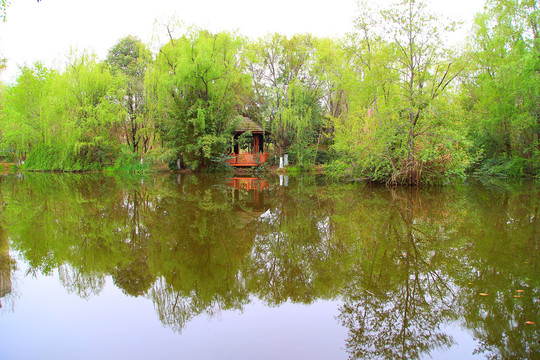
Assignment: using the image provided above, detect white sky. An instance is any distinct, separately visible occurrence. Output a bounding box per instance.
[0,0,485,84]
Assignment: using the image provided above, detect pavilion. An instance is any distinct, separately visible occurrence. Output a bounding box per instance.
[226,117,270,167]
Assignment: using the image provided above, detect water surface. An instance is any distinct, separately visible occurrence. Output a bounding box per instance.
[0,173,538,359]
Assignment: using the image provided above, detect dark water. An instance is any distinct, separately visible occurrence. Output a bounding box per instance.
[0,173,538,359]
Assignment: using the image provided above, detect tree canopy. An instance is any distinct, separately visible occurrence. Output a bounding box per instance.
[0,0,538,182]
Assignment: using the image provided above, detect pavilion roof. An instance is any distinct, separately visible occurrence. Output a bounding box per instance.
[235,116,267,133]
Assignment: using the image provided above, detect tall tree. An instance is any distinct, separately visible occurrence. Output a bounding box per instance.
[106,36,152,157]
[0,63,53,164]
[245,34,324,167]
[146,28,251,170]
[464,0,540,176]
[60,53,123,168]
[333,0,469,184]
[385,0,466,184]
[0,55,124,170]
[311,37,351,140]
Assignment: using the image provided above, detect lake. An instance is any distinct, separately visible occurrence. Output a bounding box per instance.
[0,173,538,359]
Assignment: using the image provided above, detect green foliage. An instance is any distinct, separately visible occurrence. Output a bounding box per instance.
[106,36,154,154]
[147,28,250,170]
[323,159,354,181]
[463,0,540,178]
[315,149,330,165]
[24,143,80,171]
[106,146,149,173]
[245,34,325,163]
[0,3,538,179]
[0,63,54,165]
[107,35,150,78]
[473,156,540,178]
[331,0,470,185]
[1,56,124,171]
[236,131,253,151]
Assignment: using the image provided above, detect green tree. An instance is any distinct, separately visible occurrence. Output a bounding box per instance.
[147,27,251,170]
[106,36,153,158]
[310,37,351,157]
[333,0,470,184]
[35,53,123,170]
[463,0,540,176]
[245,34,325,168]
[0,63,54,164]
[1,54,124,170]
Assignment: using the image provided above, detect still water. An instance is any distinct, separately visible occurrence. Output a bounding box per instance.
[0,173,538,359]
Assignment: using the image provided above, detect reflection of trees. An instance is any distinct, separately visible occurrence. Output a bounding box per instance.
[109,183,155,297]
[0,173,256,331]
[147,179,254,332]
[0,177,16,311]
[1,174,160,297]
[113,257,153,297]
[246,181,352,305]
[334,188,462,359]
[332,183,540,360]
[0,224,15,311]
[451,182,540,359]
[0,173,538,358]
[58,265,106,299]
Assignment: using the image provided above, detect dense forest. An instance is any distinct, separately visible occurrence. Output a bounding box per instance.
[0,0,539,184]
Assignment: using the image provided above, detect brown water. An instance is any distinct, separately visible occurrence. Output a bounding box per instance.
[0,173,538,359]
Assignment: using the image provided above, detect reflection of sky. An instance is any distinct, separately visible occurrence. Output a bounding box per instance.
[0,250,493,360]
[428,324,483,360]
[180,299,347,360]
[0,256,347,360]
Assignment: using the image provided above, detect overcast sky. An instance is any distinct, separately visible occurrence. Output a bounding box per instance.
[0,0,485,83]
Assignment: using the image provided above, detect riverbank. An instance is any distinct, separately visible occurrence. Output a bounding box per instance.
[3,161,538,185]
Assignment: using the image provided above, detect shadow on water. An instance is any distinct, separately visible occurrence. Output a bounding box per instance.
[0,172,538,359]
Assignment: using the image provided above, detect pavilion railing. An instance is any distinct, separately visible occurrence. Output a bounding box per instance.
[226,153,269,166]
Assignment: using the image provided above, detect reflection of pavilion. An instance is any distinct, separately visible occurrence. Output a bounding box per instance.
[226,178,269,223]
[226,177,269,191]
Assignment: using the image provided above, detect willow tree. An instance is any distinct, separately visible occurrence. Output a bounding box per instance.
[146,28,251,170]
[0,64,54,165]
[0,55,123,170]
[335,0,470,184]
[311,38,351,143]
[57,54,123,168]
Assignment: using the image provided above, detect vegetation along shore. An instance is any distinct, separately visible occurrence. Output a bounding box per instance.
[1,0,538,184]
